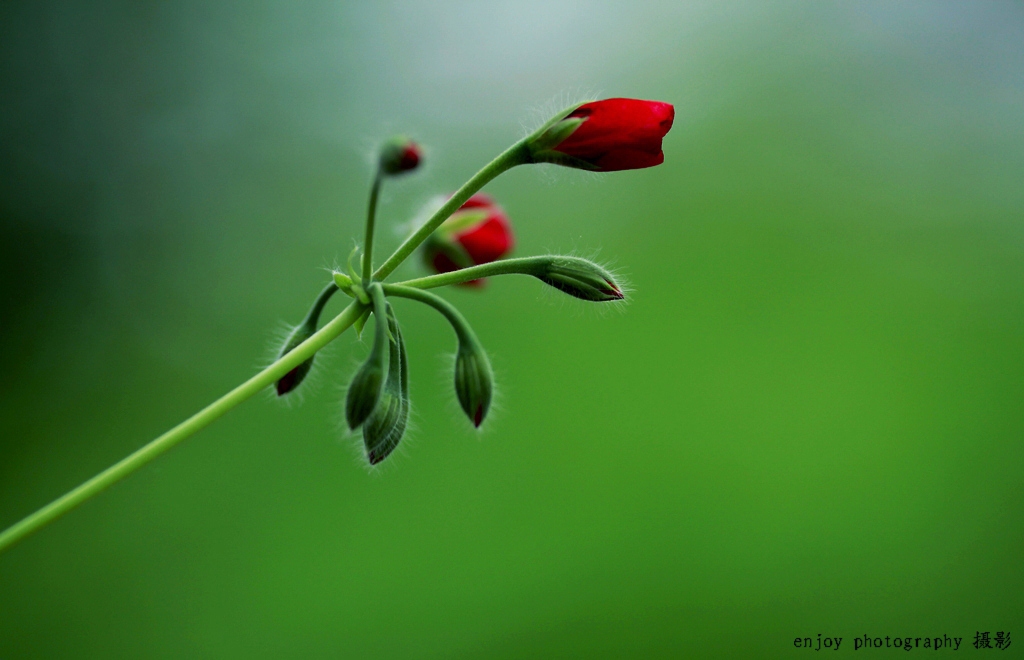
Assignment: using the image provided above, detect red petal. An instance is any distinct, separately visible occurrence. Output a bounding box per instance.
[456,215,514,264]
[554,98,674,171]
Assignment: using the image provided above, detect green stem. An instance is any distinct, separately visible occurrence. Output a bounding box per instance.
[362,170,383,283]
[392,256,552,289]
[373,139,530,281]
[0,300,365,554]
[381,284,479,347]
[303,282,340,328]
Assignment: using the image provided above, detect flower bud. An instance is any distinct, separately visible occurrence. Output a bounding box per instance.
[275,283,338,396]
[422,194,514,287]
[379,136,422,176]
[363,305,410,465]
[345,285,389,429]
[454,341,493,428]
[275,323,316,396]
[528,98,674,172]
[532,257,624,302]
[345,355,386,430]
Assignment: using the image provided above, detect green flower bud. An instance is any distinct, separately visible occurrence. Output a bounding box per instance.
[532,257,624,302]
[345,354,386,430]
[363,305,410,465]
[275,324,316,396]
[275,283,338,396]
[378,283,493,429]
[345,285,389,429]
[379,136,422,176]
[454,341,493,428]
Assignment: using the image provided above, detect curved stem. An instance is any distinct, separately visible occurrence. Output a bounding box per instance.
[0,300,366,554]
[303,282,340,328]
[373,139,531,281]
[367,283,390,366]
[392,256,551,290]
[362,170,383,283]
[381,284,479,347]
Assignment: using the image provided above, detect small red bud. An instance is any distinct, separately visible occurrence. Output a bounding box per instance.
[380,136,422,175]
[423,194,514,286]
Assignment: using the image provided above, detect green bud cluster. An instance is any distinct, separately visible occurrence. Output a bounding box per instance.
[275,103,652,467]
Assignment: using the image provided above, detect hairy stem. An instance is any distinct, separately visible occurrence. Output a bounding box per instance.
[0,300,365,554]
[362,170,383,283]
[381,284,479,347]
[373,139,530,281]
[392,256,553,289]
[304,282,340,326]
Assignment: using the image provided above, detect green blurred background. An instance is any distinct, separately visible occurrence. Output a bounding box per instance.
[2,1,1022,657]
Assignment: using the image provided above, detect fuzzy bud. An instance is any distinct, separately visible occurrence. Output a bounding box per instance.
[345,355,386,430]
[345,285,389,429]
[454,341,493,428]
[275,323,316,396]
[379,136,422,176]
[532,257,624,302]
[276,283,338,396]
[363,305,410,464]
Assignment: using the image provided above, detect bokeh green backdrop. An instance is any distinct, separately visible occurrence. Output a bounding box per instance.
[2,1,1022,657]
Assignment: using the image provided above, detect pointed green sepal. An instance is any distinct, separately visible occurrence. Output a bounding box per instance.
[528,116,585,154]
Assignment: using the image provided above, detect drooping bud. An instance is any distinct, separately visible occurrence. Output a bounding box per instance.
[379,136,422,176]
[363,305,410,465]
[454,340,493,428]
[527,98,674,172]
[531,256,625,302]
[345,284,389,429]
[379,283,494,428]
[422,193,514,287]
[275,283,338,396]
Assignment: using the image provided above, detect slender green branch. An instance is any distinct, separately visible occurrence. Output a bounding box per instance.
[0,300,366,554]
[381,284,478,347]
[392,256,552,290]
[373,139,531,281]
[362,170,383,283]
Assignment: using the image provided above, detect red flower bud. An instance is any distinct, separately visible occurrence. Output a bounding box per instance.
[529,98,674,171]
[423,193,514,287]
[380,136,422,175]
